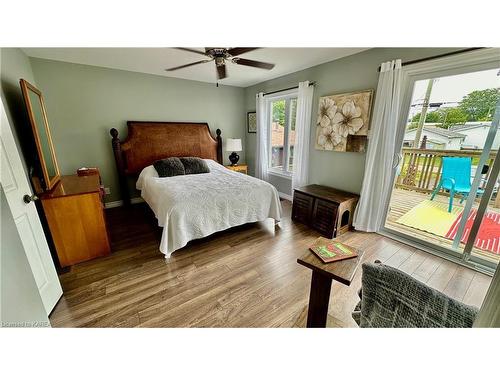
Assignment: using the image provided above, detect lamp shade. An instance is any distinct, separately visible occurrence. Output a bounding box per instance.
[226,138,242,152]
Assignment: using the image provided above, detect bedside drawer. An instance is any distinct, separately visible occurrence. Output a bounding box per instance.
[292,191,314,223]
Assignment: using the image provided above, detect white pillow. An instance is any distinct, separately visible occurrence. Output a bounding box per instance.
[136,165,159,190]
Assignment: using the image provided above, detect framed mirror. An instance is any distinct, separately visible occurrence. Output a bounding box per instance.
[20,79,60,190]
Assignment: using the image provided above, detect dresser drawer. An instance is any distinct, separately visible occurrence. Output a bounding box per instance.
[42,192,110,267]
[40,175,110,267]
[292,191,314,223]
[312,199,338,238]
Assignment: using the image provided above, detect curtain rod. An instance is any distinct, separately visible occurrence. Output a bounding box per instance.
[377,48,484,72]
[262,81,316,96]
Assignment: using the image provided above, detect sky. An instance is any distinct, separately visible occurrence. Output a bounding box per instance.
[411,68,499,105]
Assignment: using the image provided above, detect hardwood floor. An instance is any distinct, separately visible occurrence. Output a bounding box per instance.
[49,201,492,327]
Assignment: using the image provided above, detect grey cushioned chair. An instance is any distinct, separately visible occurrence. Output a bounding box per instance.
[353,262,478,328]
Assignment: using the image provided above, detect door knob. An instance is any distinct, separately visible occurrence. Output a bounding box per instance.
[23,194,39,204]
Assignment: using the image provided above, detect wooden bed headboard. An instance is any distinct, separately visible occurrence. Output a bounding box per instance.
[110,121,222,205]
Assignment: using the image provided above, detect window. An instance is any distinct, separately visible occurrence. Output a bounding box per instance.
[267,91,298,177]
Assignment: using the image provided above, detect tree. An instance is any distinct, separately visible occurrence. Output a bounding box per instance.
[272,99,298,128]
[459,88,499,121]
[410,107,469,129]
[435,107,468,128]
[272,100,285,126]
[410,110,442,124]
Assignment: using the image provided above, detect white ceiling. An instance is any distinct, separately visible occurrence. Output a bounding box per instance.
[22,48,368,87]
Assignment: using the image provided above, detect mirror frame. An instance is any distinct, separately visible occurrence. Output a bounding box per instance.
[20,79,60,190]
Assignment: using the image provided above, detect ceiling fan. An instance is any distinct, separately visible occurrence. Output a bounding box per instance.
[166,47,275,80]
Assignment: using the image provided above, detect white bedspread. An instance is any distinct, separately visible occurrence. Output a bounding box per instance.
[138,159,282,257]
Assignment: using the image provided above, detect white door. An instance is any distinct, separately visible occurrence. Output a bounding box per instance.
[0,99,62,314]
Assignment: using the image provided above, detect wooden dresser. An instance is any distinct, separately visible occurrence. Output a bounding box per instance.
[292,184,359,238]
[40,175,110,267]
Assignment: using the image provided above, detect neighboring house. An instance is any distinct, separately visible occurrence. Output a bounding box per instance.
[403,125,466,150]
[271,122,295,166]
[449,122,500,150]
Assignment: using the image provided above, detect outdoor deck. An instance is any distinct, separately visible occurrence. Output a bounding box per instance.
[385,188,500,265]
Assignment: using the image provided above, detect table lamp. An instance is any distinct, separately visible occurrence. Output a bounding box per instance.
[226,138,242,166]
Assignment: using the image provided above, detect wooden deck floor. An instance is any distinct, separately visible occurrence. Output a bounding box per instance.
[386,188,500,265]
[48,201,492,328]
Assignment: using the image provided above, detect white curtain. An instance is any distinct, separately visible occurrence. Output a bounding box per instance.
[292,81,314,190]
[353,60,402,232]
[255,92,269,181]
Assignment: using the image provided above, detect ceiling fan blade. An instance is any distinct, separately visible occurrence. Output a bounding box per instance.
[174,47,208,56]
[227,47,260,56]
[165,59,211,71]
[233,58,274,70]
[217,64,227,80]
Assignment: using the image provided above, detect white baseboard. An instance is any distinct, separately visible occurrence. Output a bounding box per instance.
[105,197,144,209]
[104,200,123,209]
[278,192,293,201]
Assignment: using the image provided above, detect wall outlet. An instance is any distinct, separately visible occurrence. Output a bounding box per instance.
[104,187,111,195]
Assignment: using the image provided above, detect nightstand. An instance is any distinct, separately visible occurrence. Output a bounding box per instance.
[226,164,248,174]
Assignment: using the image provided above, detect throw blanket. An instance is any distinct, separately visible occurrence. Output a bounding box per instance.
[353,263,478,328]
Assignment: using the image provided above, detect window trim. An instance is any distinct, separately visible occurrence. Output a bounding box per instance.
[265,89,298,177]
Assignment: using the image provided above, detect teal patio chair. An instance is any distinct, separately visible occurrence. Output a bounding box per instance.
[430,157,483,213]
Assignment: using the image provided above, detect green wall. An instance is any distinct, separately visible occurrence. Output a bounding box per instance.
[244,48,462,196]
[0,48,39,178]
[27,57,247,202]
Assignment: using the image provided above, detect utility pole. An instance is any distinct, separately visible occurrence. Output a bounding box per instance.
[403,79,435,188]
[442,110,448,128]
[414,79,435,146]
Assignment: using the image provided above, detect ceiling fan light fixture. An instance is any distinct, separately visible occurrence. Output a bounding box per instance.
[215,57,225,66]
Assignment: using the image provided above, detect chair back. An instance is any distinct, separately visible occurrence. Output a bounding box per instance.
[356,263,478,327]
[441,157,472,188]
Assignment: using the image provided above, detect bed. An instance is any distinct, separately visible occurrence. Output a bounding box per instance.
[110,121,282,258]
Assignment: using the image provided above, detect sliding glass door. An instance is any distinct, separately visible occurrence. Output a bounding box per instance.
[463,110,500,267]
[381,50,500,273]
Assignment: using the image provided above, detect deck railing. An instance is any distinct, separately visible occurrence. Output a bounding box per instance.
[396,147,499,206]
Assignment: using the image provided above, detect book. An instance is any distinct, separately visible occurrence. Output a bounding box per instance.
[309,237,358,263]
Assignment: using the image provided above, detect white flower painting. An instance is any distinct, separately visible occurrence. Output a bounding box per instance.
[315,90,373,152]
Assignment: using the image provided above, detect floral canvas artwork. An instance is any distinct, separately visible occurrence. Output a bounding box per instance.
[315,90,373,152]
